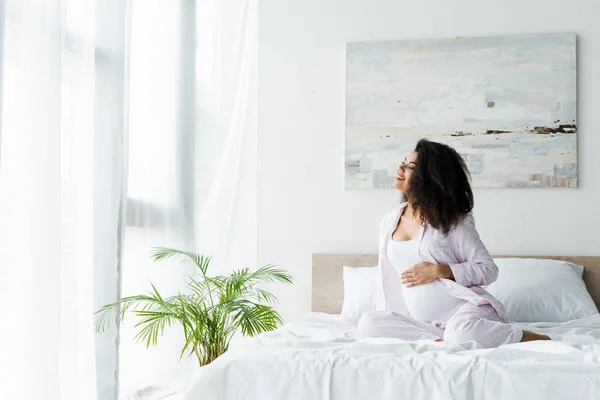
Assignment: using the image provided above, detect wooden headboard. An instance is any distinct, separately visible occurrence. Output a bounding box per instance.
[312,254,600,313]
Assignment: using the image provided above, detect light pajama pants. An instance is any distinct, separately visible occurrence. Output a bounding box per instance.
[357,302,523,348]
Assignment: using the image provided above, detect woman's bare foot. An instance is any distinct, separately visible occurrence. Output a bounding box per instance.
[435,339,444,342]
[520,330,551,342]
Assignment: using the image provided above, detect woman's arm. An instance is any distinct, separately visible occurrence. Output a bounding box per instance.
[447,214,498,287]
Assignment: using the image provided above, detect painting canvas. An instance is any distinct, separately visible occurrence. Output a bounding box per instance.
[345,33,577,189]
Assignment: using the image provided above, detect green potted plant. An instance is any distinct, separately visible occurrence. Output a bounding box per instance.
[95,247,292,366]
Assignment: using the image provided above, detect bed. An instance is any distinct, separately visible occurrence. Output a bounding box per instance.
[179,255,600,400]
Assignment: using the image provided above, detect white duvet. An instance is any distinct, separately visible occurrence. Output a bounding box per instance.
[153,313,600,400]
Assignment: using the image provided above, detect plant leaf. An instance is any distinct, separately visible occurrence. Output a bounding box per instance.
[150,247,212,275]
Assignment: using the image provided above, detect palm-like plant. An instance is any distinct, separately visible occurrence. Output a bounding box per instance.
[95,247,292,366]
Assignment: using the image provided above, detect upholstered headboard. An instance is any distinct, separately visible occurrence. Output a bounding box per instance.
[311,254,600,313]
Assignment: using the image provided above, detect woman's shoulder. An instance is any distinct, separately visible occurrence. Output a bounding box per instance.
[378,203,406,230]
[448,213,477,237]
[458,212,476,227]
[426,213,476,237]
[381,203,406,221]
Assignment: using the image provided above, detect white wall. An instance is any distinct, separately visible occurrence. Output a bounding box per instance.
[258,0,600,322]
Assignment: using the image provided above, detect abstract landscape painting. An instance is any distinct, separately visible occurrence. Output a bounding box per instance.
[345,33,577,189]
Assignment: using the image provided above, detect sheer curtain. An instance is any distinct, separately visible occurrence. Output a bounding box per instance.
[0,0,257,398]
[118,1,197,394]
[119,0,257,394]
[193,0,257,277]
[0,1,129,399]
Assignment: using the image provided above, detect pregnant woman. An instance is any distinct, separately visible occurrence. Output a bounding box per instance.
[357,139,554,348]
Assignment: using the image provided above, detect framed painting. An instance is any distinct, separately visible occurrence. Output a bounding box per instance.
[345,33,577,189]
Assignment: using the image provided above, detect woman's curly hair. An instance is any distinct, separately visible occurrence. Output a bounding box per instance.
[405,139,474,235]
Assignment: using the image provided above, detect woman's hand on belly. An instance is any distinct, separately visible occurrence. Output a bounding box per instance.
[401,262,454,288]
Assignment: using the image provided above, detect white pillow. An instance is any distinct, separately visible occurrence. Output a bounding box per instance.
[340,265,379,322]
[485,258,598,322]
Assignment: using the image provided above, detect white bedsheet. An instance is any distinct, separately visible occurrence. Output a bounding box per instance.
[159,313,600,400]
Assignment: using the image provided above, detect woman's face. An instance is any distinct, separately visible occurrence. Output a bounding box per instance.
[393,151,418,192]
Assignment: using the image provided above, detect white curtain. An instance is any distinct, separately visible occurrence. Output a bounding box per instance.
[119,0,258,394]
[118,0,197,394]
[0,0,257,398]
[0,1,129,399]
[193,0,257,276]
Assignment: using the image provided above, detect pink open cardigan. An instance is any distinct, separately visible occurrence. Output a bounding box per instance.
[376,203,508,322]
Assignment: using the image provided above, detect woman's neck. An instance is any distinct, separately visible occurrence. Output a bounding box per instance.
[404,202,421,221]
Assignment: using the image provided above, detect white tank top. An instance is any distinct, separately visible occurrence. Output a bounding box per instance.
[386,237,464,322]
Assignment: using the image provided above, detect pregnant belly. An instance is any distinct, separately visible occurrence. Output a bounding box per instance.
[402,281,465,322]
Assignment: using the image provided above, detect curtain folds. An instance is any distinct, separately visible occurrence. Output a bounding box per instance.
[0,1,129,399]
[0,0,257,398]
